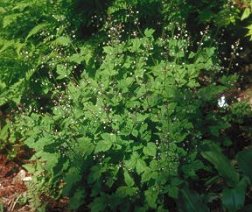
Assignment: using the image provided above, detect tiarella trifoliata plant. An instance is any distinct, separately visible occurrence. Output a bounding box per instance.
[1,0,252,211]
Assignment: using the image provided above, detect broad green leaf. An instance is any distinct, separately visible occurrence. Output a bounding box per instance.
[125,152,139,169]
[76,138,94,157]
[145,188,158,208]
[0,122,9,141]
[56,64,71,79]
[12,2,30,11]
[3,13,21,28]
[143,143,157,157]
[182,159,204,178]
[169,187,179,199]
[0,81,6,91]
[124,169,134,186]
[199,85,226,101]
[236,149,252,181]
[116,186,138,198]
[201,143,239,186]
[26,23,49,40]
[26,137,54,151]
[241,8,251,21]
[95,140,112,153]
[107,1,127,14]
[80,45,93,64]
[95,135,116,153]
[35,152,60,171]
[62,167,82,195]
[141,167,153,183]
[69,189,86,210]
[0,96,11,107]
[164,185,179,199]
[0,79,25,105]
[0,39,14,53]
[178,187,209,212]
[130,38,142,52]
[246,24,252,40]
[88,165,104,184]
[144,28,155,38]
[222,178,249,212]
[68,53,83,64]
[136,159,147,174]
[0,7,6,14]
[89,197,106,212]
[53,36,71,46]
[132,129,138,137]
[101,133,117,143]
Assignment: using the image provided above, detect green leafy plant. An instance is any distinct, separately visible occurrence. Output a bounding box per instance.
[15,25,242,212]
[0,0,251,211]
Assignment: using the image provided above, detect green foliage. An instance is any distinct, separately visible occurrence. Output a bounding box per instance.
[237,149,252,181]
[13,27,237,211]
[222,177,249,212]
[233,0,252,39]
[201,142,239,186]
[178,187,209,212]
[0,0,251,211]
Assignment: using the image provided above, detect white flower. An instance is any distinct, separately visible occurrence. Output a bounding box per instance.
[218,95,228,108]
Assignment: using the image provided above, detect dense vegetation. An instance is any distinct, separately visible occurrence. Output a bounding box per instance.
[0,0,252,211]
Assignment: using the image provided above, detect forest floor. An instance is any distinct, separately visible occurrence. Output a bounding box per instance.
[0,154,30,211]
[0,154,68,212]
